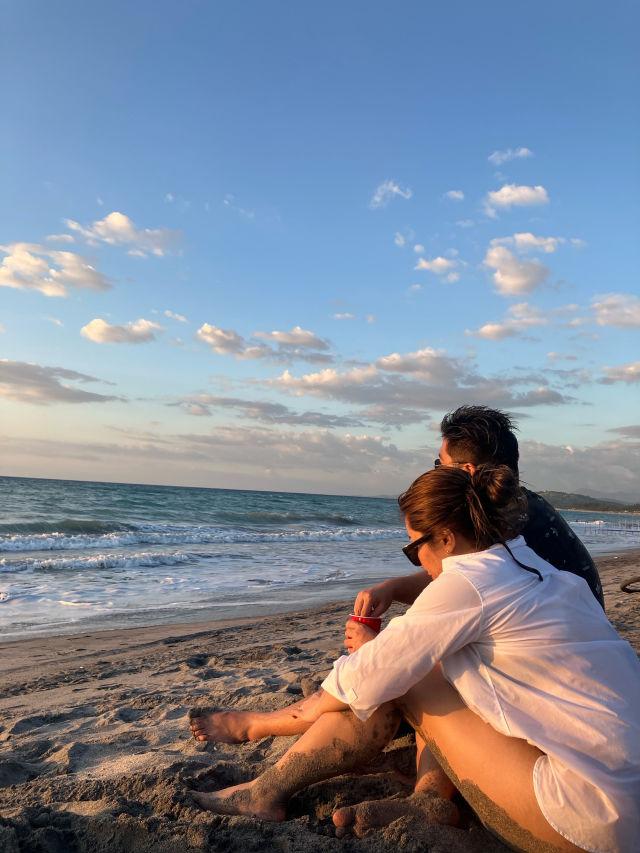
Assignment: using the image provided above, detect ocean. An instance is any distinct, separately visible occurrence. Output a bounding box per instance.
[1,476,639,640]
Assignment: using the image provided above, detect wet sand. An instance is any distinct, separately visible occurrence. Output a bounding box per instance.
[1,551,638,853]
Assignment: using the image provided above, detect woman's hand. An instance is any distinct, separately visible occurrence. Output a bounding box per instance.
[353,580,395,617]
[344,619,377,654]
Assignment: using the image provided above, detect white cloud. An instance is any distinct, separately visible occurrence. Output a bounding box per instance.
[456,219,475,228]
[365,314,376,324]
[445,190,464,201]
[45,233,75,244]
[592,293,640,327]
[413,244,425,254]
[0,359,119,405]
[415,256,456,275]
[196,324,252,356]
[467,302,547,340]
[81,318,162,344]
[96,196,104,206]
[164,310,188,323]
[484,245,549,295]
[487,147,533,166]
[600,361,640,384]
[333,312,355,320]
[369,180,413,209]
[196,323,332,363]
[492,232,565,254]
[484,184,549,217]
[44,316,64,327]
[254,325,329,350]
[408,283,423,293]
[64,211,180,257]
[0,242,111,297]
[272,356,573,415]
[394,232,406,247]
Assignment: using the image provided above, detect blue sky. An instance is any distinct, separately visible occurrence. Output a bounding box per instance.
[1,1,639,498]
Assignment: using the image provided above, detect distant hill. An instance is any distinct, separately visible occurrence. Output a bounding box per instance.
[539,491,640,513]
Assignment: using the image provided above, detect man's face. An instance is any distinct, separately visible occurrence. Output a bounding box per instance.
[437,439,476,474]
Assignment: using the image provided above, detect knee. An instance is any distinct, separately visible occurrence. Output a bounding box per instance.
[397,664,457,719]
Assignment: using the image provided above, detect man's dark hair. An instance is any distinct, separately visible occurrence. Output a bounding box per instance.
[440,406,520,475]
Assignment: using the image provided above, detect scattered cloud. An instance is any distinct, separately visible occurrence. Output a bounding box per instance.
[81,318,163,344]
[592,293,640,328]
[271,348,574,419]
[456,219,475,228]
[369,180,413,210]
[483,245,549,295]
[65,211,180,257]
[467,302,547,340]
[608,425,640,439]
[365,314,376,324]
[164,310,188,323]
[599,361,640,384]
[45,233,75,244]
[394,232,406,247]
[491,232,566,254]
[0,243,111,297]
[44,316,64,327]
[222,193,255,219]
[333,312,355,320]
[415,255,460,283]
[0,359,120,405]
[196,323,333,364]
[484,184,549,218]
[487,147,533,166]
[173,394,364,427]
[413,244,425,254]
[445,190,464,201]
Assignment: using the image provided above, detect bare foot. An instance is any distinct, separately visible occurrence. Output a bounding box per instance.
[188,708,252,743]
[332,791,459,838]
[190,780,286,821]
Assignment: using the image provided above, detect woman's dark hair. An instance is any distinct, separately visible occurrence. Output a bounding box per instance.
[398,464,526,551]
[440,405,520,475]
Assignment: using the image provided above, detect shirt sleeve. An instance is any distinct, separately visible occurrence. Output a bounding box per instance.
[321,570,483,720]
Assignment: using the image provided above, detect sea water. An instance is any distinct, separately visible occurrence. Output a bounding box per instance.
[1,476,638,640]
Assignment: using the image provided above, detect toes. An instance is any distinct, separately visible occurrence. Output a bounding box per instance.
[332,805,356,828]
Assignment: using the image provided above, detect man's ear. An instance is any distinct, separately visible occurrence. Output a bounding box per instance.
[461,462,476,475]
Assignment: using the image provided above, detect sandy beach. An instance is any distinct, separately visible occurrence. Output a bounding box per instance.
[1,550,638,853]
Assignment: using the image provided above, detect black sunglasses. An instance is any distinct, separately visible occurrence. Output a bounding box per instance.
[402,533,431,566]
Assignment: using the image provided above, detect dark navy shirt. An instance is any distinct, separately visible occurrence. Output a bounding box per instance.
[522,489,604,609]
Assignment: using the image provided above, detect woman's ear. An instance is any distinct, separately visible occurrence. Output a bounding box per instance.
[438,528,457,556]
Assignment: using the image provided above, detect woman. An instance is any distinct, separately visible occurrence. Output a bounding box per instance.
[190,465,640,853]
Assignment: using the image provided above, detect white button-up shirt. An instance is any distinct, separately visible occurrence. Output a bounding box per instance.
[322,537,640,853]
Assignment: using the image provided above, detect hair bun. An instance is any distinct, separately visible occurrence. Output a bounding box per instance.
[471,464,518,508]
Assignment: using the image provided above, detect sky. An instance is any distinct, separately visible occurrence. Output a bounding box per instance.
[1,0,639,499]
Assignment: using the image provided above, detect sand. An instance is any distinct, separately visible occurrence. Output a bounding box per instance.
[1,551,638,853]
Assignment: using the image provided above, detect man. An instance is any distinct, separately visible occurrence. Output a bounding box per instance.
[354,405,604,619]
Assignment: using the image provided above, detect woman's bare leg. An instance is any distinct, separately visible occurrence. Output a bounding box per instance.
[332,728,459,837]
[394,665,585,852]
[189,690,326,743]
[191,703,401,819]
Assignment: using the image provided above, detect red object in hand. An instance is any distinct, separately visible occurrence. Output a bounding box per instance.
[349,614,382,633]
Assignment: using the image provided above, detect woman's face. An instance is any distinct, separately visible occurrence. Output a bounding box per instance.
[405,518,449,581]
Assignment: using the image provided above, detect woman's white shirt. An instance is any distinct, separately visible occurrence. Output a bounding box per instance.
[321,536,640,853]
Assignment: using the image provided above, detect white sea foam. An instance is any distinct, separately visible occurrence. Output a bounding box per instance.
[0,551,197,574]
[0,525,404,553]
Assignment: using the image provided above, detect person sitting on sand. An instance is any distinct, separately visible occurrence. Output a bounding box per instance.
[190,464,640,852]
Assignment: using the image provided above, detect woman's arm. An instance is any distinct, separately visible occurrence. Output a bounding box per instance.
[353,570,430,616]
